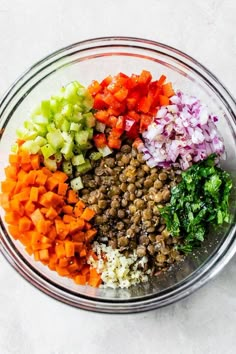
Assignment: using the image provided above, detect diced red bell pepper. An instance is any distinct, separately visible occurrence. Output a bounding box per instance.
[108,137,121,149]
[94,110,109,123]
[126,110,140,122]
[116,115,125,130]
[159,95,169,106]
[137,95,153,113]
[107,115,118,128]
[157,74,166,86]
[138,70,152,85]
[93,93,107,110]
[88,80,102,96]
[126,74,139,89]
[139,114,153,132]
[126,122,139,139]
[114,87,129,102]
[110,127,123,139]
[93,133,107,148]
[101,75,113,88]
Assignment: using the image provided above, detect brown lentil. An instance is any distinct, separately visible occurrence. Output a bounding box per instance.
[79,139,183,277]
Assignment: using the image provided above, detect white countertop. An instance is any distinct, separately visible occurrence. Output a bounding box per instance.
[0,1,236,353]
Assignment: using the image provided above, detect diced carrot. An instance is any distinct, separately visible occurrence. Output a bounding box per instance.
[88,277,102,288]
[80,248,87,258]
[55,219,70,239]
[35,170,48,185]
[62,205,73,215]
[69,219,85,233]
[74,275,87,285]
[24,200,35,215]
[55,243,66,259]
[46,176,59,191]
[39,249,49,261]
[67,189,79,204]
[59,257,69,268]
[65,241,75,258]
[0,193,10,210]
[4,166,18,180]
[29,186,39,202]
[9,154,20,165]
[31,154,40,169]
[45,206,58,220]
[1,180,16,194]
[8,225,20,240]
[81,207,96,221]
[30,208,45,226]
[63,214,75,223]
[5,211,20,224]
[19,216,32,232]
[58,182,68,196]
[85,229,97,243]
[53,170,68,183]
[10,199,24,216]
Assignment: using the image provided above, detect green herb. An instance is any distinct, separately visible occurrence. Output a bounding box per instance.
[160,154,232,253]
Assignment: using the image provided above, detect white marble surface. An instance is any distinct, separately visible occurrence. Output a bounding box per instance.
[0,1,236,353]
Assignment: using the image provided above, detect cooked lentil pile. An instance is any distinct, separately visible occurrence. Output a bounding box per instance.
[80,139,183,276]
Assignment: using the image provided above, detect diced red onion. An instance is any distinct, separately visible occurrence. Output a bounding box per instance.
[139,91,225,170]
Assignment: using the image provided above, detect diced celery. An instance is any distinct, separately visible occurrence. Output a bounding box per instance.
[87,128,93,140]
[96,121,106,133]
[98,145,113,157]
[41,144,56,159]
[35,136,47,147]
[89,152,102,161]
[61,119,70,132]
[62,161,73,176]
[76,159,92,174]
[32,115,49,125]
[44,158,57,172]
[61,140,74,155]
[24,120,34,130]
[33,123,48,136]
[54,152,62,163]
[71,154,85,166]
[21,140,40,154]
[16,127,38,140]
[30,104,41,118]
[47,123,56,132]
[70,176,83,191]
[47,129,64,149]
[50,98,61,113]
[41,100,51,118]
[70,122,79,132]
[84,113,96,128]
[75,130,89,147]
[54,113,64,128]
[61,103,73,118]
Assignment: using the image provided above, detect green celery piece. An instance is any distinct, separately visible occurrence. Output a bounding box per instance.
[50,97,61,114]
[41,100,51,118]
[75,130,89,147]
[61,140,74,156]
[16,127,38,140]
[70,176,84,191]
[32,115,49,125]
[70,122,80,132]
[89,152,102,161]
[41,144,56,159]
[33,123,48,137]
[21,140,40,154]
[54,152,62,163]
[61,120,70,132]
[62,161,73,176]
[76,159,92,174]
[34,136,47,147]
[71,154,85,166]
[84,113,96,128]
[87,128,93,140]
[61,103,73,118]
[98,145,113,157]
[46,129,64,149]
[44,158,57,172]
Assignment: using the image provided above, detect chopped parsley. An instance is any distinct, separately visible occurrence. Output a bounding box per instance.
[160,154,232,253]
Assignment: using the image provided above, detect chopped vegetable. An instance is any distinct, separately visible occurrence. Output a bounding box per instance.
[160,154,232,252]
[0,149,100,287]
[139,91,225,170]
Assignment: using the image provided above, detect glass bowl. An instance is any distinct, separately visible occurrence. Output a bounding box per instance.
[0,37,236,313]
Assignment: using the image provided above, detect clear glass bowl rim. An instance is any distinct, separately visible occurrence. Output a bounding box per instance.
[0,36,236,314]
